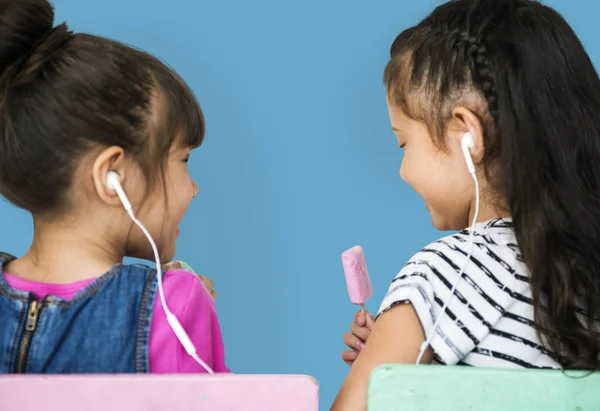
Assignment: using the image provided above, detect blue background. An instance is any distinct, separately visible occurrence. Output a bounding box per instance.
[1,0,597,408]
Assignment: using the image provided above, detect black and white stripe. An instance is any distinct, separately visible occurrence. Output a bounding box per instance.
[378,218,561,369]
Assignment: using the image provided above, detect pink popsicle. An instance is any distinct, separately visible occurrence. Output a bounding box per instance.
[341,245,372,312]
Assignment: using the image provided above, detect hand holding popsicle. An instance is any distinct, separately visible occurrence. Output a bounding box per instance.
[342,310,375,365]
[341,245,374,365]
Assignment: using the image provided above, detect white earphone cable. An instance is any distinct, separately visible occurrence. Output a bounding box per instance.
[127,209,214,374]
[416,139,480,364]
[127,210,214,374]
[107,171,214,374]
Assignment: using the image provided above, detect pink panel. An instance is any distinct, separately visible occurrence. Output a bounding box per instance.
[0,374,319,411]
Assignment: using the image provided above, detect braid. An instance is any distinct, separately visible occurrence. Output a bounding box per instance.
[455,32,499,124]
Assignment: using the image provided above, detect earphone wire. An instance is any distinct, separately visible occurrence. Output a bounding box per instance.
[107,171,214,374]
[127,208,214,374]
[415,147,480,364]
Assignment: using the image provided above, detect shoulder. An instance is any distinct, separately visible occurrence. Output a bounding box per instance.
[398,220,519,283]
[378,221,522,364]
[380,223,521,315]
[148,269,226,373]
[392,232,472,282]
[161,269,214,311]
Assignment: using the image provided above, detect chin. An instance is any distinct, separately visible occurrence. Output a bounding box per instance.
[158,246,176,265]
[429,211,466,232]
[128,242,175,265]
[431,218,452,231]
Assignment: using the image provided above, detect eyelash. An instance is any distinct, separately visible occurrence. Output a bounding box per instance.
[183,155,190,163]
[399,144,405,149]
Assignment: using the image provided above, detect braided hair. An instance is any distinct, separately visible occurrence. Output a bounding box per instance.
[457,33,499,123]
[385,0,600,370]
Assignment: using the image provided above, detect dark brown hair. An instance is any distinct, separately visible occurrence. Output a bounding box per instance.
[0,0,204,214]
[385,0,600,369]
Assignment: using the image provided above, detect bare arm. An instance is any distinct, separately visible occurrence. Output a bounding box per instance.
[331,303,433,411]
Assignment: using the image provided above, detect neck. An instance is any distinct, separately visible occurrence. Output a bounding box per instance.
[5,216,125,284]
[469,180,510,225]
[471,200,509,225]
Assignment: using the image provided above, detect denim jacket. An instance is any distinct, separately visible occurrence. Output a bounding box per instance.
[0,252,157,373]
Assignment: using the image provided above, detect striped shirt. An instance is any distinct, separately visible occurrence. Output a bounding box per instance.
[377,218,560,368]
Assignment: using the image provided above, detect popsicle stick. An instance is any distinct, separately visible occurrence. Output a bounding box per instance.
[360,303,365,314]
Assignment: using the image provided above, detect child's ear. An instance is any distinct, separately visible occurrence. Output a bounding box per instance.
[91,146,127,206]
[450,106,486,165]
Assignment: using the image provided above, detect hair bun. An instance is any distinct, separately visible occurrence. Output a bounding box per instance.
[0,0,55,76]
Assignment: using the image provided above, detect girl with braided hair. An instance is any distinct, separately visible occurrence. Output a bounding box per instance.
[335,0,600,409]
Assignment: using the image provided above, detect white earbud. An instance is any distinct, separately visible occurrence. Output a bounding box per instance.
[105,170,214,374]
[416,131,480,365]
[105,170,120,191]
[461,132,476,175]
[106,171,132,212]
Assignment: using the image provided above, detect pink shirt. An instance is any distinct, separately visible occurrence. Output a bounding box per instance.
[3,269,229,374]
